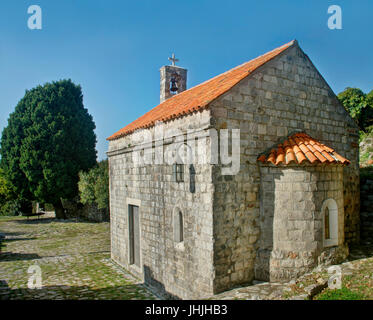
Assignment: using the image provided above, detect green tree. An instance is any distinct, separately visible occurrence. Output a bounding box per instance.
[94,160,109,210]
[0,168,21,216]
[0,79,97,219]
[78,168,96,206]
[366,89,373,128]
[78,160,109,210]
[338,87,373,132]
[0,168,14,206]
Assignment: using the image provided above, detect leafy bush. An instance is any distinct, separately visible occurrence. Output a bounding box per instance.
[44,203,54,211]
[0,168,14,203]
[78,170,96,206]
[338,87,373,132]
[0,168,18,216]
[0,199,21,216]
[359,125,373,166]
[359,125,373,143]
[78,160,109,210]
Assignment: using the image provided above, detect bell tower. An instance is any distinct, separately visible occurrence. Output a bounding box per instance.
[160,53,187,103]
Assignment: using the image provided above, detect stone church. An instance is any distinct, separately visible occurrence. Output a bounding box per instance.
[107,40,360,299]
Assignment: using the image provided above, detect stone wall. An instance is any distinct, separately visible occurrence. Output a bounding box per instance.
[360,177,373,243]
[107,41,360,298]
[61,198,109,222]
[108,109,216,299]
[209,42,359,293]
[256,164,347,282]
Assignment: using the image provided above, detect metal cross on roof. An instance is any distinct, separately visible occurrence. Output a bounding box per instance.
[168,53,179,66]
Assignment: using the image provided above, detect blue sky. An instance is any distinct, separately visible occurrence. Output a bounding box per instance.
[1,0,372,160]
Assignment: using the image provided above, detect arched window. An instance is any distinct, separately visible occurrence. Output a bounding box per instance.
[321,199,339,247]
[189,164,196,193]
[324,207,330,240]
[173,208,184,243]
[178,211,184,242]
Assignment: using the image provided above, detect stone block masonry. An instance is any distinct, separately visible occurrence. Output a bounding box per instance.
[107,41,360,299]
[256,164,347,282]
[108,110,216,299]
[209,43,358,292]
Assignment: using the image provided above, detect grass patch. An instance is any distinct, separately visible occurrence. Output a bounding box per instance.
[0,215,154,300]
[39,240,65,250]
[0,216,25,222]
[313,258,373,300]
[316,287,366,300]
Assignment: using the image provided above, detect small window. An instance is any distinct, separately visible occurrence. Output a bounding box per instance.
[324,207,330,240]
[322,199,338,247]
[189,164,196,193]
[173,209,184,243]
[178,211,184,242]
[173,164,184,182]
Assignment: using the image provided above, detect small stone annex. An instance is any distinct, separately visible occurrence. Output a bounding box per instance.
[106,40,360,299]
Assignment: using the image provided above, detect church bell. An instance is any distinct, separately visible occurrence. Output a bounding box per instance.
[170,77,178,92]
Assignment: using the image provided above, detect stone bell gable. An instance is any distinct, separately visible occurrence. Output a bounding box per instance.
[107,40,360,299]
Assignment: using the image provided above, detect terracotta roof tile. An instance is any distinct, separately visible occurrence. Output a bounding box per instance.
[257,132,350,166]
[107,40,296,140]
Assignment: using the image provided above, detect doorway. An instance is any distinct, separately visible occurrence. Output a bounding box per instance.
[128,204,140,267]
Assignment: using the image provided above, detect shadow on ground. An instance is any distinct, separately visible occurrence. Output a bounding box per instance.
[0,231,25,236]
[0,280,151,300]
[14,218,57,225]
[14,217,105,225]
[0,252,42,262]
[348,243,373,261]
[2,238,37,243]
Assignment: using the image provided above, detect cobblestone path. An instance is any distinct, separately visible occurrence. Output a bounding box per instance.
[0,215,155,300]
[1,215,372,300]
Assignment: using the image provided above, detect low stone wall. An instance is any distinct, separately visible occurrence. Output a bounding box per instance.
[360,178,373,243]
[61,198,109,222]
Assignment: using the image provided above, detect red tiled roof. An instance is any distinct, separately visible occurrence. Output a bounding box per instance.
[107,40,296,140]
[257,132,350,166]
